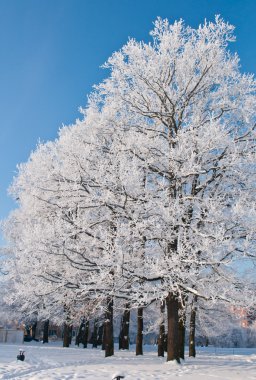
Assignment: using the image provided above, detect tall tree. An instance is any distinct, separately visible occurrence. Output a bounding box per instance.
[94,16,256,360]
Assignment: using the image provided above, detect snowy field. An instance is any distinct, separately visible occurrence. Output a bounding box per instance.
[0,342,256,380]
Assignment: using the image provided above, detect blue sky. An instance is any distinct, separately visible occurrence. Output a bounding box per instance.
[0,0,256,243]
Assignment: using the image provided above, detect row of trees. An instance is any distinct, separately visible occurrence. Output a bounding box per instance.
[1,17,256,362]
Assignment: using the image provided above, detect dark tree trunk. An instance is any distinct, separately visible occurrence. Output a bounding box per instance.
[166,292,180,363]
[97,324,104,346]
[63,302,72,348]
[69,325,73,345]
[83,320,89,348]
[178,300,186,360]
[102,323,105,350]
[119,303,130,350]
[31,321,37,340]
[158,301,165,357]
[164,333,167,352]
[43,319,49,344]
[104,297,114,357]
[178,317,185,360]
[136,307,143,356]
[63,322,71,347]
[189,296,197,357]
[76,318,86,347]
[92,319,98,348]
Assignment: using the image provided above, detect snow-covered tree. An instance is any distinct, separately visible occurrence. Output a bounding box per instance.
[2,16,256,363]
[91,15,256,361]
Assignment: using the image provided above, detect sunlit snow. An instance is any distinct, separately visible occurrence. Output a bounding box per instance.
[0,342,256,379]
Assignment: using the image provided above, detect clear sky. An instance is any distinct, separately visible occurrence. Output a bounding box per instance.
[0,0,256,243]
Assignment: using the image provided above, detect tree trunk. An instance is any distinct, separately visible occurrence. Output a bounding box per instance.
[119,303,130,350]
[83,320,89,348]
[136,307,143,356]
[31,321,37,340]
[43,319,49,344]
[97,324,104,346]
[104,297,114,357]
[178,316,185,360]
[189,296,197,357]
[158,301,165,357]
[164,333,167,352]
[63,302,72,348]
[92,319,98,348]
[178,300,186,360]
[69,325,73,345]
[166,292,180,363]
[76,318,86,346]
[102,323,105,350]
[63,322,71,347]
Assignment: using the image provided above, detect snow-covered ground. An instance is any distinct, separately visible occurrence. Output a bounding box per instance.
[0,342,256,379]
